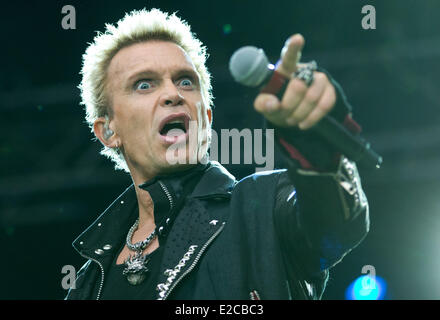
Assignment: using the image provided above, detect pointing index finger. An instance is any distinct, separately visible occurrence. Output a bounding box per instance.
[278,34,305,77]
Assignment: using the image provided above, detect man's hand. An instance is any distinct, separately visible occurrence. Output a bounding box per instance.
[254,34,337,130]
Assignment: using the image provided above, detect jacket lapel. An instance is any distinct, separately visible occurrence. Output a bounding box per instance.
[155,196,227,299]
[71,184,138,299]
[155,161,236,299]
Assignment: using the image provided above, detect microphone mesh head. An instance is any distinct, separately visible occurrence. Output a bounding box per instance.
[229,46,270,87]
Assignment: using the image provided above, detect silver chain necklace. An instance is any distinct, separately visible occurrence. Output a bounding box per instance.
[122,218,157,285]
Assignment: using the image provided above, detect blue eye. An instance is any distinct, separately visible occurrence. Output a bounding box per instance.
[136,80,151,90]
[180,78,193,87]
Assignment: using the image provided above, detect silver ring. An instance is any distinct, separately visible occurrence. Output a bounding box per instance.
[293,60,317,87]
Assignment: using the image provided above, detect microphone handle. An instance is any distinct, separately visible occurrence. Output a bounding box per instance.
[313,116,382,169]
[262,69,383,169]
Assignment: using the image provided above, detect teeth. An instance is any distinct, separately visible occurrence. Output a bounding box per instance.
[168,120,184,124]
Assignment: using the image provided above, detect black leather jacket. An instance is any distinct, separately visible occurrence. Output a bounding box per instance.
[65,158,369,300]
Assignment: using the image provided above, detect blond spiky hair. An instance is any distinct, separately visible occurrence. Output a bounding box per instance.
[79,8,213,172]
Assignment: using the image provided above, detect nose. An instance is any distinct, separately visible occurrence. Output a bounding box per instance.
[159,81,184,107]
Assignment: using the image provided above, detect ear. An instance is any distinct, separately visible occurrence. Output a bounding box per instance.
[93,116,120,148]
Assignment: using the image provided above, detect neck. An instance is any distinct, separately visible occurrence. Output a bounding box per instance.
[128,161,203,229]
[134,185,155,229]
[129,165,158,230]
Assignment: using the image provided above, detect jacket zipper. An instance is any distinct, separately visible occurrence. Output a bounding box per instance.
[158,180,174,210]
[162,222,225,300]
[250,290,261,300]
[78,251,105,300]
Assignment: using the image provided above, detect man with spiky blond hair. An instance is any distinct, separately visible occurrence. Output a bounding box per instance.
[66,8,369,300]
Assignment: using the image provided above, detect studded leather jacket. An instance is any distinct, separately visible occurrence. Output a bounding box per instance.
[65,155,368,300]
[65,75,370,300]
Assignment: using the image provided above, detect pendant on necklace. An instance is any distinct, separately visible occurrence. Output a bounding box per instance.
[122,251,150,285]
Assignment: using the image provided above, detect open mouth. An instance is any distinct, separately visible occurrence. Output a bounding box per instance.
[158,113,191,144]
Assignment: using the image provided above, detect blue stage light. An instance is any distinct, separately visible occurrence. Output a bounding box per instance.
[345,275,387,300]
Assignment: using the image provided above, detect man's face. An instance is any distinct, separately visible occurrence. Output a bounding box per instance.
[105,40,210,179]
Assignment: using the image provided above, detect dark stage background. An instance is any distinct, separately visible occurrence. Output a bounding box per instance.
[1,0,440,299]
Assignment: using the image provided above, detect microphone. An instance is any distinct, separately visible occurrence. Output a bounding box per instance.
[229,46,383,169]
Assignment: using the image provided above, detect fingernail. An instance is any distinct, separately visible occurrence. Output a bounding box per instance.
[265,99,278,110]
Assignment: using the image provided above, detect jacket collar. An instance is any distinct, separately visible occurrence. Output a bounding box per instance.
[71,161,236,260]
[191,161,236,198]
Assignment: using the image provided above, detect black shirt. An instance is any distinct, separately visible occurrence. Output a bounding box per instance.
[100,238,165,300]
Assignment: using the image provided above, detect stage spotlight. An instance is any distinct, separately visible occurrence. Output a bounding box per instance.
[222,24,232,35]
[345,275,387,300]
